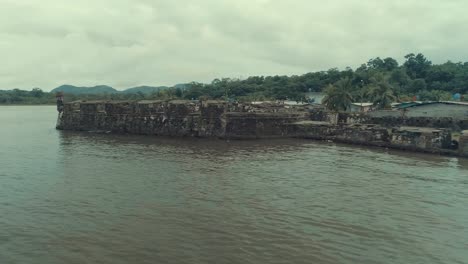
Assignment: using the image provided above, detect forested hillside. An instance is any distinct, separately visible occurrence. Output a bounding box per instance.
[182,53,468,102]
[1,53,467,105]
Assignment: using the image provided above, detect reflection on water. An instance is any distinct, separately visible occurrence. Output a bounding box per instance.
[59,130,468,170]
[1,106,468,264]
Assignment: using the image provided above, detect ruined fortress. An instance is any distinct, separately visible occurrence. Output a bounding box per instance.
[56,100,468,157]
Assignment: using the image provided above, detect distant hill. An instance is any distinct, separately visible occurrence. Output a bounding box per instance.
[51,85,118,94]
[174,83,189,90]
[122,86,168,94]
[50,84,183,95]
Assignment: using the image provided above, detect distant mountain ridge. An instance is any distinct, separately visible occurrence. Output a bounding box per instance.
[50,84,187,95]
[51,85,118,94]
[121,86,169,94]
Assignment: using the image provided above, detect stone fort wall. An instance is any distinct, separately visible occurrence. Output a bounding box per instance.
[57,100,468,157]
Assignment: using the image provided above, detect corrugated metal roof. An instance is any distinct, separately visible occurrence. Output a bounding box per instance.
[440,101,468,106]
[395,102,422,109]
[352,103,373,107]
[399,126,445,133]
[397,101,468,109]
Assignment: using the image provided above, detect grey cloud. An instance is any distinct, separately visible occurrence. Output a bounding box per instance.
[1,0,468,90]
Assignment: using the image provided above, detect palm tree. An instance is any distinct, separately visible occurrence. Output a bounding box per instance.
[367,74,396,110]
[323,78,354,112]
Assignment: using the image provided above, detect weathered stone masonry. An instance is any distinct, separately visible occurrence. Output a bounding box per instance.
[57,100,307,139]
[57,100,468,157]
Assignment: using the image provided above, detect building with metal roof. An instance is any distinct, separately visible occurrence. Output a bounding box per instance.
[398,101,468,118]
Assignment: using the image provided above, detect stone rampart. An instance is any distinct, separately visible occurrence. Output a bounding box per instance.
[57,100,468,157]
[58,100,307,139]
[288,122,463,156]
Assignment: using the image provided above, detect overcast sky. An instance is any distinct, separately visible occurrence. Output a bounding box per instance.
[1,0,467,91]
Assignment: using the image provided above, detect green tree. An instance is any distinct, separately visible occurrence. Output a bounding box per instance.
[408,78,427,93]
[383,57,399,71]
[367,75,396,109]
[31,88,44,98]
[404,53,432,79]
[419,90,452,101]
[322,78,354,111]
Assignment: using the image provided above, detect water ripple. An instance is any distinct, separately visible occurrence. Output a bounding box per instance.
[1,106,468,264]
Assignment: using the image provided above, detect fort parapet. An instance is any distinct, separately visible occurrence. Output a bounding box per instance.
[57,100,468,157]
[57,100,307,138]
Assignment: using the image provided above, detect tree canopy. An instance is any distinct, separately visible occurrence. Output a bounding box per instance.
[1,53,467,105]
[323,78,354,111]
[178,53,467,102]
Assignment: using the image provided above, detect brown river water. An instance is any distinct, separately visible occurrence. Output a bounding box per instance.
[1,106,468,264]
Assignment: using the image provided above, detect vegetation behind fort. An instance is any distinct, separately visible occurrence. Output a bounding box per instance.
[1,53,468,106]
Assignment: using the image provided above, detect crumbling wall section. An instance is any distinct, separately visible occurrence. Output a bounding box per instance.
[224,112,307,139]
[307,109,468,130]
[458,131,468,157]
[288,122,459,155]
[390,128,453,152]
[289,122,389,146]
